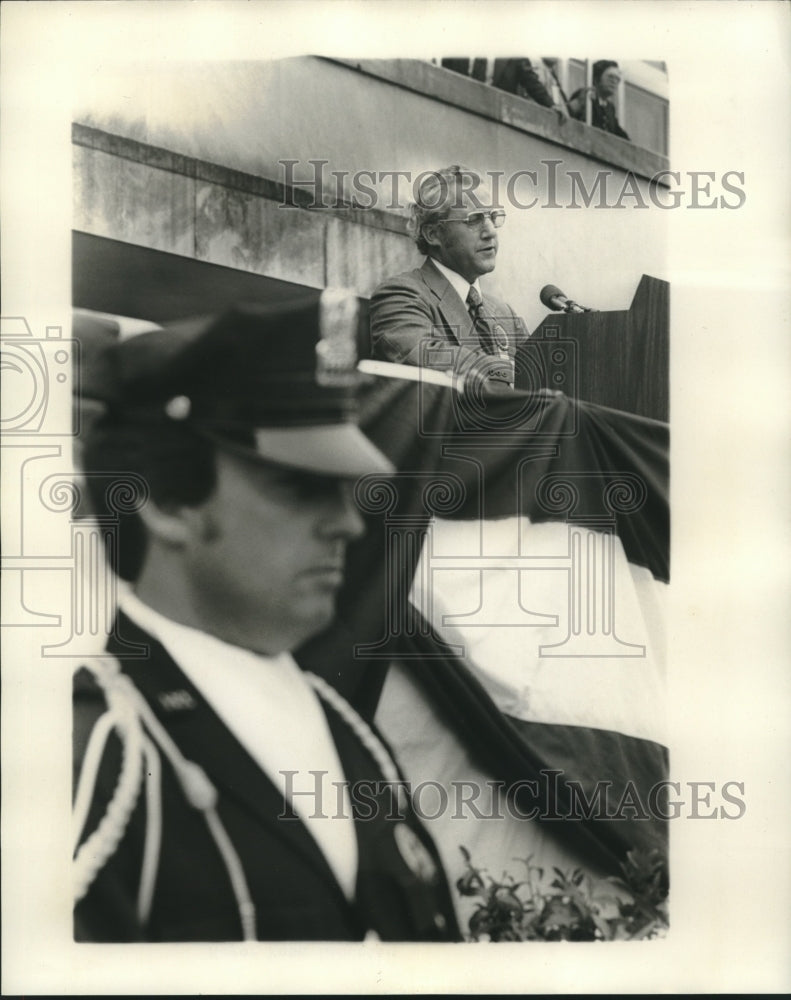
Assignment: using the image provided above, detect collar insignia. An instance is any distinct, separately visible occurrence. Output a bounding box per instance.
[157,689,198,712]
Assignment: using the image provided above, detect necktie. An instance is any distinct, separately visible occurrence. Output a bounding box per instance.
[466,286,498,355]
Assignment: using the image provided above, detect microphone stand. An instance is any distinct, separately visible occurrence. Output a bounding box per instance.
[561,300,596,314]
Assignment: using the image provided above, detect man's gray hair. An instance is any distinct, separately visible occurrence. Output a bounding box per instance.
[407,164,491,255]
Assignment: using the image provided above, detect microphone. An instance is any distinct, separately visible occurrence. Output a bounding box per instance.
[539,284,593,313]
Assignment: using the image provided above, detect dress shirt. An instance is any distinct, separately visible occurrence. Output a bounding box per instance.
[118,590,359,901]
[431,258,481,310]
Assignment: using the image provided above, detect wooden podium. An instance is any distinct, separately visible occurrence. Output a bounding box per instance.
[516,274,668,422]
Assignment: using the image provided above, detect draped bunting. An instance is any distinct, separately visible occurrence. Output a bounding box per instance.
[298,374,670,883]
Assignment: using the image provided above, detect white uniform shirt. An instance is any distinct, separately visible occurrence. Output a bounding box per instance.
[119,591,359,900]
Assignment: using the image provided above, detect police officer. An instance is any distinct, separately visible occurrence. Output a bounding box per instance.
[72,290,460,942]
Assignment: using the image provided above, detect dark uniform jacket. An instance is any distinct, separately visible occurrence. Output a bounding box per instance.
[369,258,529,387]
[73,613,460,943]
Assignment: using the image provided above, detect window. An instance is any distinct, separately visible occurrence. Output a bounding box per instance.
[623,83,669,156]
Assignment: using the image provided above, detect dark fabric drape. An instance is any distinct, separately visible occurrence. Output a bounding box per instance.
[297,375,670,876]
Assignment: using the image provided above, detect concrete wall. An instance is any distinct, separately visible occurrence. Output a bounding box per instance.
[73,56,668,331]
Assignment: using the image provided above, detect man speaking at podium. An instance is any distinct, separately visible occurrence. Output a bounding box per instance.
[370,164,530,392]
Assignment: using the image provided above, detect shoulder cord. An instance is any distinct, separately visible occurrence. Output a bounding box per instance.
[73,666,145,900]
[72,657,257,941]
[304,671,409,815]
[73,662,407,941]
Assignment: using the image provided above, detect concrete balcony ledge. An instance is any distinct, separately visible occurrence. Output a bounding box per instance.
[327,57,670,183]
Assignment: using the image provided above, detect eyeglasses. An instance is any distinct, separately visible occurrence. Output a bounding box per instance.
[437,210,507,230]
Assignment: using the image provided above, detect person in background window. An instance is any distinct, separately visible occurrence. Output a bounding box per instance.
[491,58,568,122]
[568,60,630,140]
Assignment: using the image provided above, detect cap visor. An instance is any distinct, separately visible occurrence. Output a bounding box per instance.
[251,424,394,478]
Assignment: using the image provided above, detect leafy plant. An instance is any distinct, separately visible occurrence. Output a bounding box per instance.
[456,845,669,942]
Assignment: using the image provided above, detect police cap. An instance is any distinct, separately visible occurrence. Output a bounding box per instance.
[98,289,393,479]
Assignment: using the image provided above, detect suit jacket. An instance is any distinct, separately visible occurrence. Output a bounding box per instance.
[369,258,529,387]
[73,613,460,942]
[569,92,630,140]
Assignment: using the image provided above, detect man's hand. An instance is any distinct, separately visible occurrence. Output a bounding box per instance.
[567,87,595,118]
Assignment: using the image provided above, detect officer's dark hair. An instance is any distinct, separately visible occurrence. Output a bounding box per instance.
[82,415,218,582]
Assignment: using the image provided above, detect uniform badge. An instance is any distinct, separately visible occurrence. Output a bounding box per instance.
[316,288,358,387]
[493,324,509,353]
[393,823,438,884]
